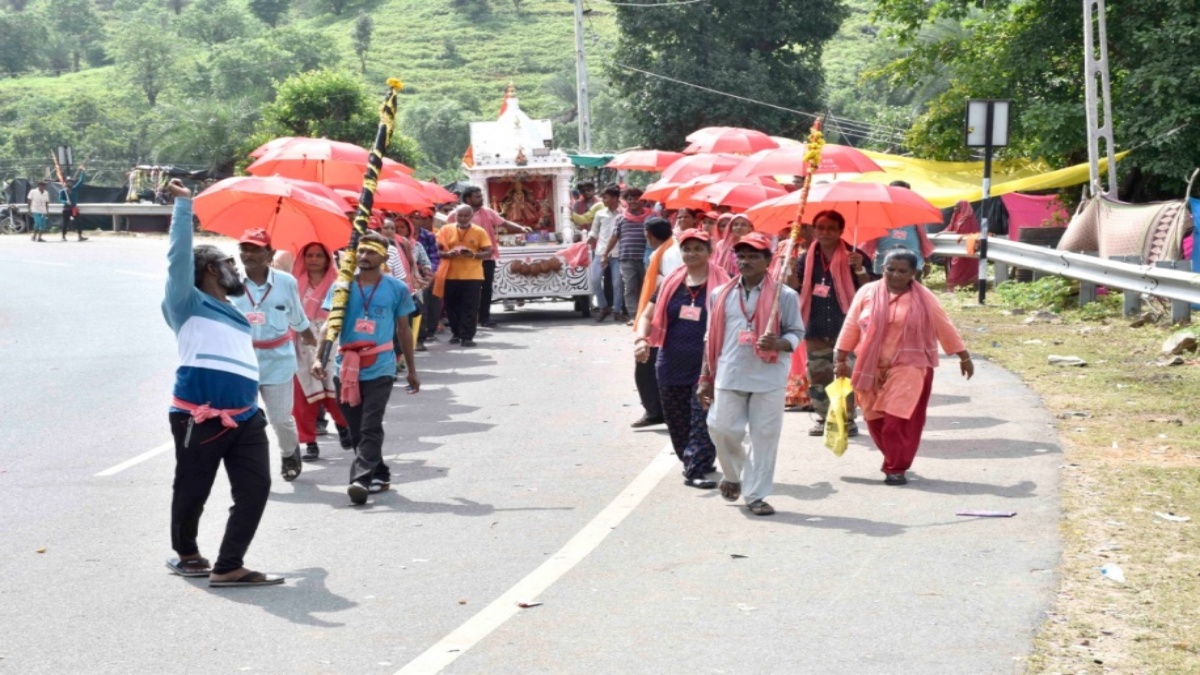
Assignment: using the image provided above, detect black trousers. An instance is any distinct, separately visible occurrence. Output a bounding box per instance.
[479,260,496,323]
[337,376,395,486]
[635,347,663,419]
[445,279,482,340]
[61,209,82,237]
[169,410,271,575]
[420,287,442,341]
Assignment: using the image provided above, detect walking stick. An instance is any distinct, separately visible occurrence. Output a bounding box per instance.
[763,119,825,334]
[318,77,405,368]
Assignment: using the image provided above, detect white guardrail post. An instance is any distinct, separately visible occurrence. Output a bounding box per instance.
[931,233,1200,313]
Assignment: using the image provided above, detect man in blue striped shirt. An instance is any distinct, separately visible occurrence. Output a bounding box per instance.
[160,179,283,588]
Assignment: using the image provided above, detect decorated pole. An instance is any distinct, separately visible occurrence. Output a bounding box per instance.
[764,118,825,333]
[318,77,404,367]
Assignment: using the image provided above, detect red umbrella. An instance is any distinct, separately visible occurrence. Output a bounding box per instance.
[683,127,781,155]
[745,181,942,243]
[660,154,743,183]
[690,181,788,211]
[607,150,686,172]
[726,145,884,179]
[642,179,681,204]
[195,176,353,254]
[246,138,416,187]
[418,181,459,204]
[248,136,305,159]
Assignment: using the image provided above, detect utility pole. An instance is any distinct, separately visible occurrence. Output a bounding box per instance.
[572,0,593,152]
[1083,0,1117,198]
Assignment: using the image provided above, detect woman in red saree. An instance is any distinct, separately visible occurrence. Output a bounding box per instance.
[834,250,974,485]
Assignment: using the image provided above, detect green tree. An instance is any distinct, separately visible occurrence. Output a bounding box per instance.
[258,69,421,168]
[0,9,48,76]
[44,0,103,71]
[176,0,259,46]
[351,12,372,74]
[609,0,846,149]
[109,6,175,105]
[870,0,1200,196]
[247,0,288,27]
[401,97,474,172]
[154,97,259,174]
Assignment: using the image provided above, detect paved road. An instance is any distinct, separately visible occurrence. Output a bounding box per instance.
[0,235,1061,674]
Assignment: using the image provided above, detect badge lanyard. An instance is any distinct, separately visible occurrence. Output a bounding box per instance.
[738,283,759,329]
[247,280,273,310]
[356,277,381,316]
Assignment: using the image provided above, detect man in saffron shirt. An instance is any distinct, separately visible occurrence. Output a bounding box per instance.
[461,185,530,328]
[160,179,283,587]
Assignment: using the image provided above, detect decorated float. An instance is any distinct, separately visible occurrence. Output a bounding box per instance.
[466,89,591,316]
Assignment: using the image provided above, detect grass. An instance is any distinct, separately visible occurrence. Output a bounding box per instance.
[929,268,1200,674]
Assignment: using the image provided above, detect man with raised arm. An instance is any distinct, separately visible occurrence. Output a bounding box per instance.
[160,179,283,588]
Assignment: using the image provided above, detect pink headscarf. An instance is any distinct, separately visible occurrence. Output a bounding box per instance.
[850,280,941,393]
[711,214,740,276]
[293,242,337,321]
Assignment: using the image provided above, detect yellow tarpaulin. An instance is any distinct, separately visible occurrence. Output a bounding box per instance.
[850,151,1128,209]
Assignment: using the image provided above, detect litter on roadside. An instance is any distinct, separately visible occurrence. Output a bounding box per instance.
[516,601,542,609]
[1154,512,1191,523]
[957,511,1017,518]
[1099,563,1126,583]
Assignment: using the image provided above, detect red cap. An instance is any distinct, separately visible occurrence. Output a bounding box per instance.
[733,232,773,252]
[677,229,711,245]
[704,210,720,220]
[238,228,271,248]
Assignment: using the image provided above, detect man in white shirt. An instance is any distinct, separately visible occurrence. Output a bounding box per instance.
[27,181,51,243]
[586,184,625,321]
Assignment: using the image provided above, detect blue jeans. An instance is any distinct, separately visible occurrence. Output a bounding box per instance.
[591,256,625,313]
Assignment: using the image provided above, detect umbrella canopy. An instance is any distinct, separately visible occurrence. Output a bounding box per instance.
[195,176,353,254]
[246,138,416,187]
[606,150,686,172]
[660,154,743,183]
[745,181,942,243]
[248,136,306,159]
[642,179,681,203]
[683,127,781,155]
[726,145,884,180]
[418,181,459,205]
[689,181,788,211]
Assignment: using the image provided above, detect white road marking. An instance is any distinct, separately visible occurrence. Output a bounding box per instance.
[395,443,677,675]
[95,441,173,477]
[115,269,164,280]
[0,258,70,267]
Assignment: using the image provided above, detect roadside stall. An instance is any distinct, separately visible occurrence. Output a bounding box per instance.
[466,96,591,316]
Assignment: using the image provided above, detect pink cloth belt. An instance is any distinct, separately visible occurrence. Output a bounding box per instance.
[252,331,294,350]
[171,397,252,429]
[338,341,393,407]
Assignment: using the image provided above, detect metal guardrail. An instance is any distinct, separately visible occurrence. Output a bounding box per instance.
[930,232,1200,306]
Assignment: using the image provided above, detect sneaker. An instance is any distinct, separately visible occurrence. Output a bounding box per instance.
[808,420,826,436]
[461,339,477,347]
[302,442,320,462]
[336,425,353,450]
[884,473,908,486]
[847,421,860,437]
[348,482,369,505]
[368,478,390,494]
[630,415,664,428]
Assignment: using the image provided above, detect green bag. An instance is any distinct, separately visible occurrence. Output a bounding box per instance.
[823,377,854,457]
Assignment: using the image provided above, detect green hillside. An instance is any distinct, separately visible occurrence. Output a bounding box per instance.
[0,0,621,183]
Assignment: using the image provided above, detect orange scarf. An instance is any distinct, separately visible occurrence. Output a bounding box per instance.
[647,263,731,348]
[634,240,673,327]
[851,281,940,393]
[703,274,781,383]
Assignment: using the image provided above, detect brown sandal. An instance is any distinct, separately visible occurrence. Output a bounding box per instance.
[748,500,776,516]
[719,480,741,502]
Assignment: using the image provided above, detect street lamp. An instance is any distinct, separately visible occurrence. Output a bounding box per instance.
[964,99,1010,304]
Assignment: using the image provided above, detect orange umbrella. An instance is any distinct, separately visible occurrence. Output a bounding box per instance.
[661,188,711,211]
[690,181,788,211]
[246,138,416,187]
[745,181,942,243]
[683,127,781,155]
[195,176,353,254]
[359,179,434,213]
[726,145,884,179]
[660,154,743,183]
[607,150,686,172]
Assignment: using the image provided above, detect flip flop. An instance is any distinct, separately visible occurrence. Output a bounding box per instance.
[719,480,741,502]
[209,570,285,588]
[165,556,211,578]
[747,500,776,516]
